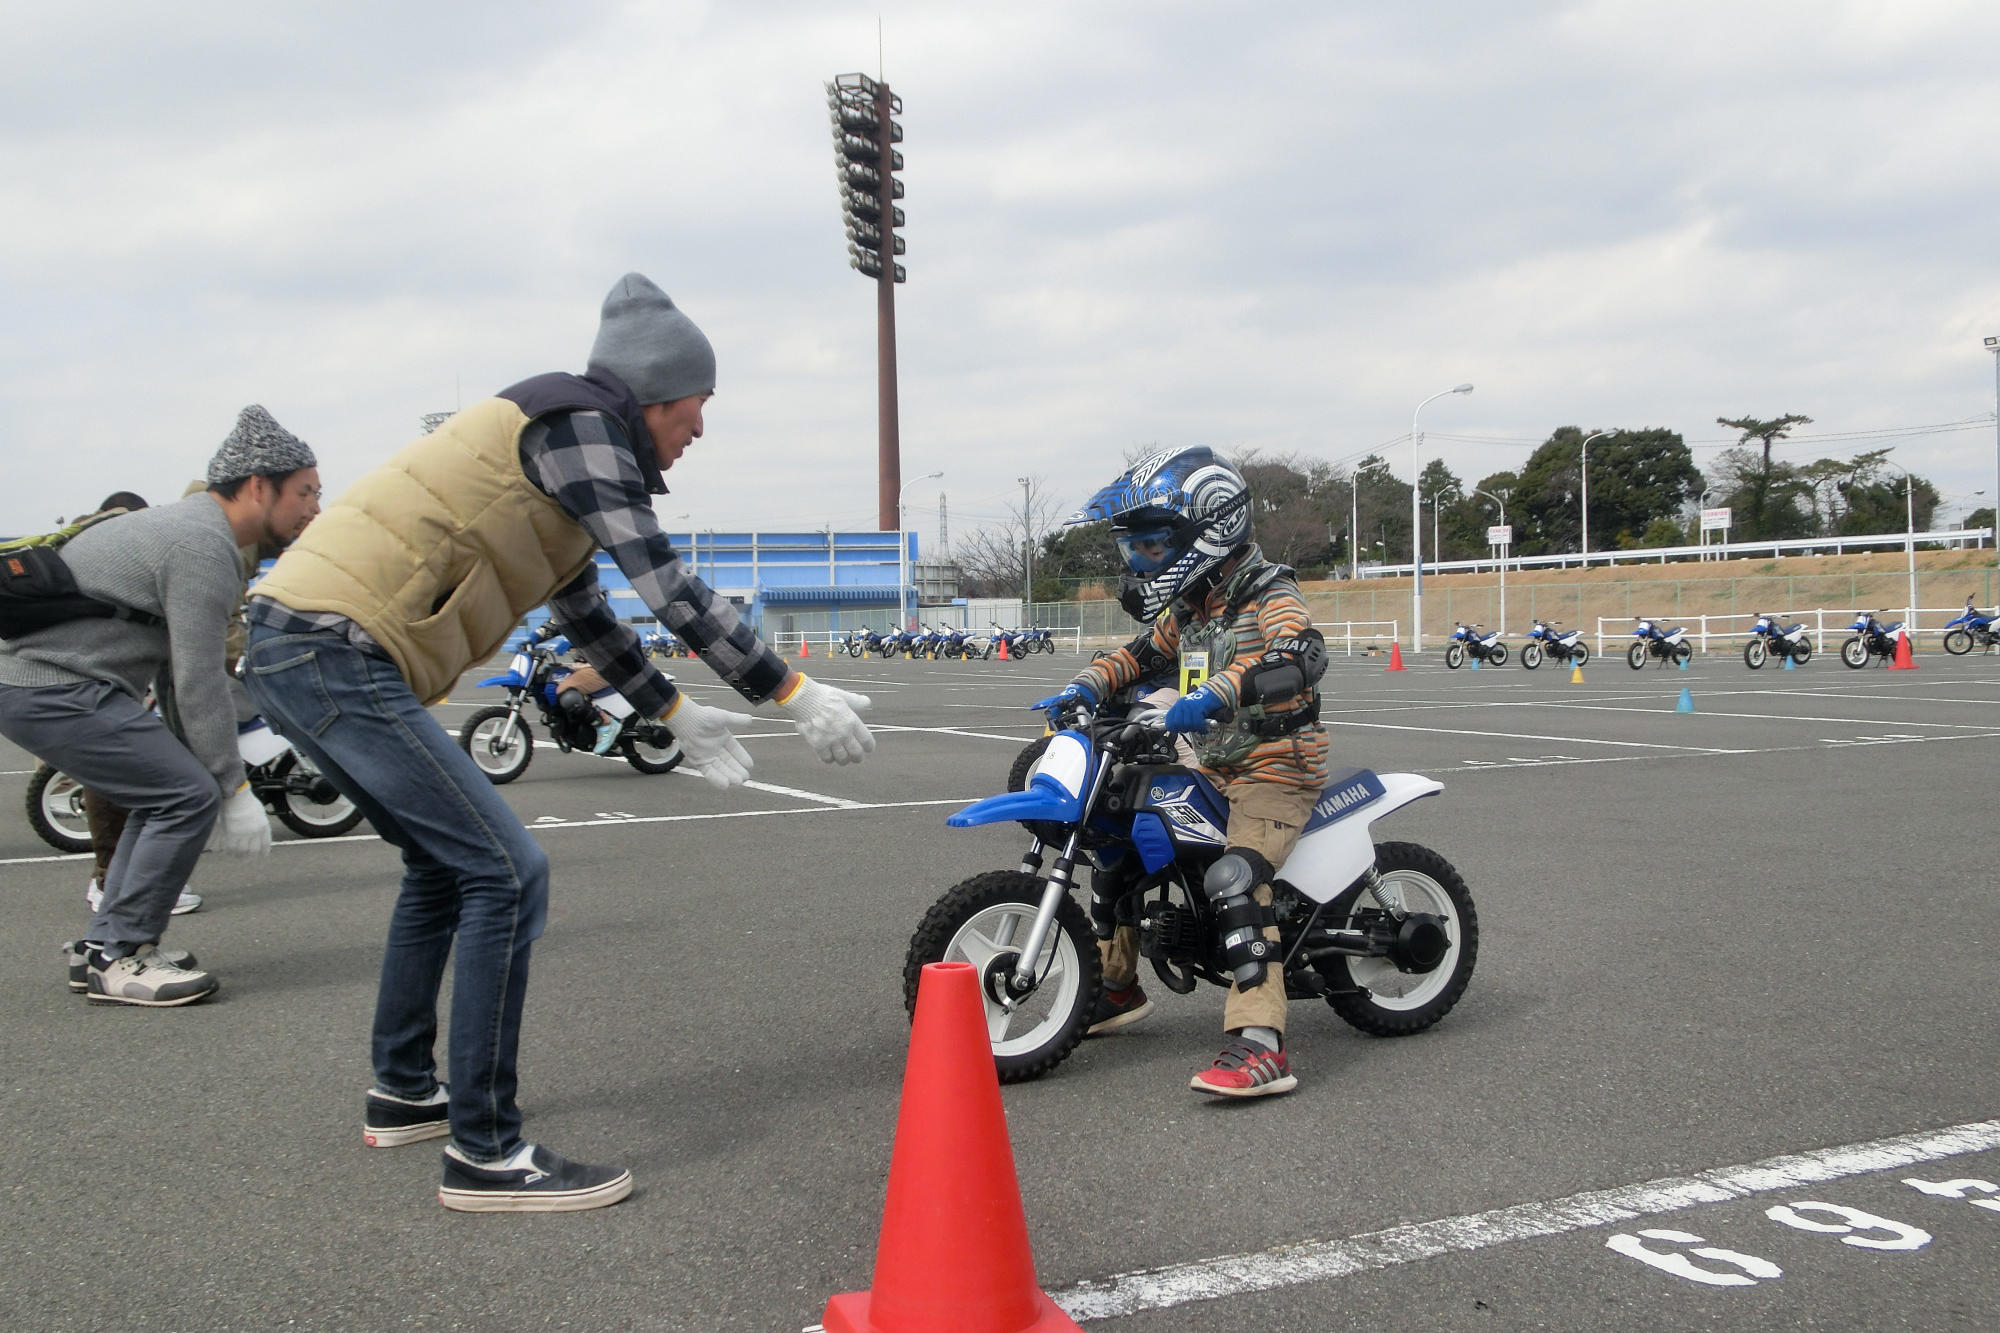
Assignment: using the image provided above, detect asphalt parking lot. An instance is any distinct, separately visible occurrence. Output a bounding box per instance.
[2,644,1996,1331]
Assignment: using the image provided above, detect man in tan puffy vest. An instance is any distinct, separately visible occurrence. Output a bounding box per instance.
[243,273,873,1213]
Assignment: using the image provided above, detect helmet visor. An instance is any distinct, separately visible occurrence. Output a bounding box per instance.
[1115,524,1180,577]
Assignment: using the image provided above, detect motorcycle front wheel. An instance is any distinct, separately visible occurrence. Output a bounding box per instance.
[460,707,535,783]
[1744,639,1767,669]
[1317,840,1478,1037]
[1626,642,1647,669]
[1942,629,1972,656]
[620,725,684,775]
[268,754,365,837]
[904,870,1100,1083]
[25,764,92,853]
[1520,642,1542,669]
[1444,643,1465,670]
[1840,636,1868,669]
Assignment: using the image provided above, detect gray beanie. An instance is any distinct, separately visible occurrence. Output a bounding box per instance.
[207,405,317,485]
[586,273,716,404]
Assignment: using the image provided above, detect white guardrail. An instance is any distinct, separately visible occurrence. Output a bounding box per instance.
[1312,620,1401,655]
[1590,608,1978,656]
[766,627,1087,658]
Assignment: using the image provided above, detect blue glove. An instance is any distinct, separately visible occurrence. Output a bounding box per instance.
[1032,680,1098,725]
[1160,685,1226,735]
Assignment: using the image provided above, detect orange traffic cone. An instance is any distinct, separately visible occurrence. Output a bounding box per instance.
[820,962,1081,1333]
[1890,631,1917,670]
[800,639,812,659]
[1386,641,1406,672]
[997,637,1010,661]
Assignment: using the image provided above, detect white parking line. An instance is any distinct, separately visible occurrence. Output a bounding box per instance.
[1051,1119,2000,1322]
[1322,718,1749,754]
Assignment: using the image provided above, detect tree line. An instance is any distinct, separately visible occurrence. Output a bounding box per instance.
[950,415,1958,597]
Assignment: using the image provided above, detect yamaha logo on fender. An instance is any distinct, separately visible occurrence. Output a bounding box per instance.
[1313,772,1385,823]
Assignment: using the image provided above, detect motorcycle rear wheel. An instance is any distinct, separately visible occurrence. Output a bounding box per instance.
[460,707,535,784]
[1626,642,1647,670]
[1317,841,1478,1036]
[1840,636,1868,669]
[904,870,1100,1084]
[1570,642,1591,667]
[1942,629,1972,656]
[1790,639,1813,665]
[1488,642,1509,666]
[25,764,92,854]
[620,726,684,775]
[1671,641,1693,666]
[1520,643,1542,669]
[269,754,365,837]
[1007,735,1052,793]
[1744,639,1767,669]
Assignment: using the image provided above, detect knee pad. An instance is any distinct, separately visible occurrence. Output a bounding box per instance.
[1203,850,1277,988]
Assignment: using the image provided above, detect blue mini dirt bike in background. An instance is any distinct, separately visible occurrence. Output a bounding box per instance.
[904,700,1478,1082]
[1941,598,1998,656]
[1520,620,1589,670]
[1743,612,1813,668]
[458,636,683,783]
[1628,617,1693,669]
[1444,622,1507,669]
[1840,610,1904,668]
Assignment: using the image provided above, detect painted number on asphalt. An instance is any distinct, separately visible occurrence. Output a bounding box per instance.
[1608,1179,2000,1287]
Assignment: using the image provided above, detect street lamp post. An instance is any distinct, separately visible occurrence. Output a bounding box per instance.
[1880,460,1919,632]
[1351,480,1361,582]
[1017,476,1033,618]
[1411,383,1473,651]
[898,470,943,632]
[1579,430,1611,566]
[1472,487,1507,635]
[1987,336,1999,594]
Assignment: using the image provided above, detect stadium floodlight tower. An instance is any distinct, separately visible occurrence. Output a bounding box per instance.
[828,72,908,531]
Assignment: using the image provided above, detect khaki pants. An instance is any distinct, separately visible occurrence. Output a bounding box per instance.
[1099,779,1319,1037]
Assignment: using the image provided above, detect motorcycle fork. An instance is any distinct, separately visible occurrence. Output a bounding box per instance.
[1006,749,1116,996]
[494,694,528,750]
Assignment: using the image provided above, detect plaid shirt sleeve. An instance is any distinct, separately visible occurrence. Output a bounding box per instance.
[523,411,794,713]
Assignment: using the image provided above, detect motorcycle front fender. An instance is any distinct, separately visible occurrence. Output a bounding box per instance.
[946,777,1083,829]
[476,672,527,688]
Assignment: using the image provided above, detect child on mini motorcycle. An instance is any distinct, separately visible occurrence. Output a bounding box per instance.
[522,619,636,754]
[1042,447,1329,1099]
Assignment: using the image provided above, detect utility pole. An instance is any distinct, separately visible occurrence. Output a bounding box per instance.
[827,73,908,530]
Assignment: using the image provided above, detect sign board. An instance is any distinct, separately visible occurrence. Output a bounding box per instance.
[1700,507,1732,532]
[1486,525,1513,546]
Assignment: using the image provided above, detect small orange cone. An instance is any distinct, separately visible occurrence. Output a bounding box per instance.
[1890,631,1916,670]
[1386,641,1406,671]
[800,639,812,658]
[821,962,1080,1333]
[997,637,1010,661]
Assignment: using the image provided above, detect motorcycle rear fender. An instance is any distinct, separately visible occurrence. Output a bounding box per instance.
[477,671,527,688]
[1278,771,1444,905]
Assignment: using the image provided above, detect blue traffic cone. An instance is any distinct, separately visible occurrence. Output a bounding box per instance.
[1782,653,1796,670]
[1675,686,1694,713]
[1469,654,1481,670]
[1676,654,1690,671]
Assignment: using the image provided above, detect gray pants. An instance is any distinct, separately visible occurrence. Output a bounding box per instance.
[0,680,220,951]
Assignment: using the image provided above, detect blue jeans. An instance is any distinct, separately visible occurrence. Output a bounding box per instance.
[243,624,549,1161]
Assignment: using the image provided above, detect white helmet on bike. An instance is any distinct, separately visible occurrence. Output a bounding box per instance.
[1067,446,1251,621]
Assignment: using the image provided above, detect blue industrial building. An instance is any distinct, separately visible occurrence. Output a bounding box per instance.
[570,529,919,632]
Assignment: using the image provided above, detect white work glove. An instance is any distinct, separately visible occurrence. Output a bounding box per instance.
[776,675,875,765]
[206,783,272,858]
[663,694,758,790]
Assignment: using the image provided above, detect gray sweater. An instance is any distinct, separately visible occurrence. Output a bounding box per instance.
[0,494,247,791]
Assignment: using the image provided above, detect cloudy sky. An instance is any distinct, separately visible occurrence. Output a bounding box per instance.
[5,0,1997,548]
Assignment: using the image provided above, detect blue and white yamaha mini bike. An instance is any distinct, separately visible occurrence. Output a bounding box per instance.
[904,698,1477,1082]
[1520,620,1590,670]
[1941,598,1998,656]
[1628,616,1693,669]
[1743,612,1813,668]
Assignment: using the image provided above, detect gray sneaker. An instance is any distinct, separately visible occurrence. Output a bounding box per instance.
[63,939,197,993]
[86,879,202,915]
[87,947,218,1007]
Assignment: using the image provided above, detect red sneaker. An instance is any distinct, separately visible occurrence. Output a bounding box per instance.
[1189,1039,1296,1098]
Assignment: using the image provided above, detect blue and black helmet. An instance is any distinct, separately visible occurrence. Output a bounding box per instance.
[1067,446,1251,621]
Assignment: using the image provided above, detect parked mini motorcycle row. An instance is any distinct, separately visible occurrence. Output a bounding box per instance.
[25,716,363,854]
[1941,598,1998,656]
[1840,610,1905,669]
[1743,612,1813,669]
[458,637,683,783]
[1443,622,1507,669]
[1628,617,1693,669]
[905,697,1478,1083]
[1519,620,1589,670]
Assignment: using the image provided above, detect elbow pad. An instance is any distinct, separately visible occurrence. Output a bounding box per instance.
[1237,629,1326,707]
